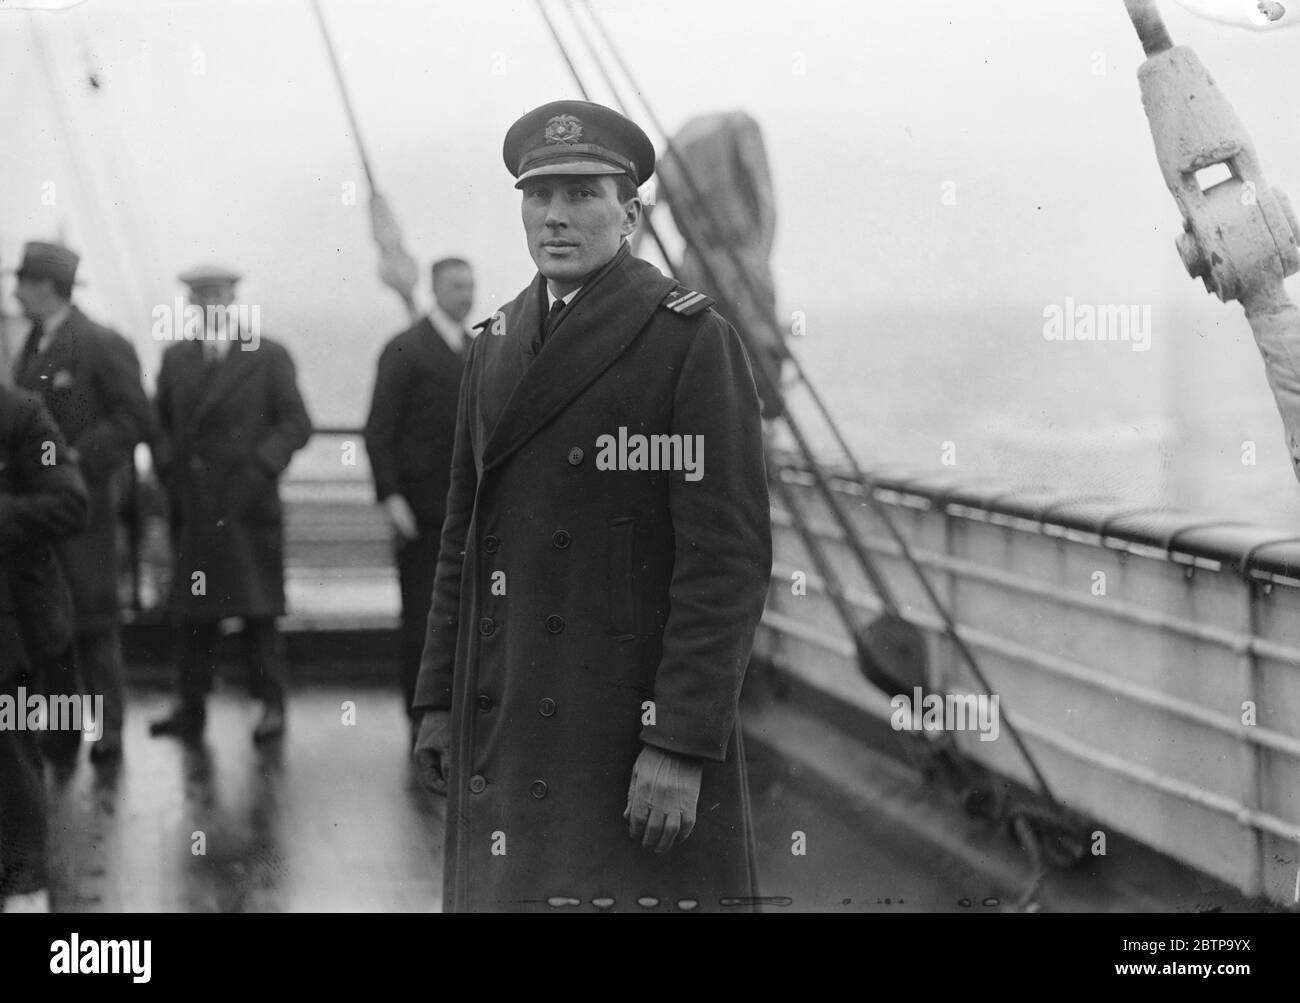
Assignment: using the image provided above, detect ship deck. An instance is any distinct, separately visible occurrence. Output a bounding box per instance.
[42,682,988,913]
[39,676,1266,913]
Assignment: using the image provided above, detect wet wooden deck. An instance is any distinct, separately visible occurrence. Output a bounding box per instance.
[41,683,984,913]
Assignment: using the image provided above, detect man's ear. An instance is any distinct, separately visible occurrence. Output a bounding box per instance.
[620,197,643,237]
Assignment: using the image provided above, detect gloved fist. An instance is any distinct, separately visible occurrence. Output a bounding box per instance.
[623,744,704,854]
[413,709,452,796]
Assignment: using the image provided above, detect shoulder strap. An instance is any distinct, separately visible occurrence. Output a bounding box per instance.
[661,286,716,317]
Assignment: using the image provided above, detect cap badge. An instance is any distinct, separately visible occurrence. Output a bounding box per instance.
[544,114,583,145]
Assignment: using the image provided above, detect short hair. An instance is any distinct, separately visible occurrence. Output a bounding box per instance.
[615,174,639,204]
[431,257,471,285]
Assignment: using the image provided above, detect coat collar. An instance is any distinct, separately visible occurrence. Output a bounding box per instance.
[192,335,259,425]
[413,315,462,369]
[15,305,86,386]
[481,243,676,474]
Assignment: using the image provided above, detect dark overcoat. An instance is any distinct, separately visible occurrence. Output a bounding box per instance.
[0,387,89,683]
[153,337,312,621]
[363,317,466,529]
[414,245,773,912]
[12,307,152,630]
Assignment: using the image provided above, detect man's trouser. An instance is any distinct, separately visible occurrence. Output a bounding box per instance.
[0,666,47,899]
[176,617,288,710]
[396,527,442,723]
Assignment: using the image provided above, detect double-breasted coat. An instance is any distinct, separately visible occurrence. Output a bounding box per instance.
[12,307,151,631]
[153,337,312,621]
[414,244,773,912]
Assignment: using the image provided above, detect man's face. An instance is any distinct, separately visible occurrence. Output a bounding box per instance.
[521,174,640,295]
[13,277,57,321]
[433,265,475,324]
[187,283,236,312]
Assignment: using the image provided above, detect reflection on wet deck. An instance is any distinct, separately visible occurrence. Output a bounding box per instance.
[43,682,987,913]
[46,686,444,912]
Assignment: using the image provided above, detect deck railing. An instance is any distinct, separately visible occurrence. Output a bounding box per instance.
[758,455,1300,908]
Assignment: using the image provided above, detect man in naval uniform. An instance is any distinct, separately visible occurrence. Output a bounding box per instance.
[412,100,772,912]
[11,241,152,765]
[365,258,476,740]
[149,266,312,743]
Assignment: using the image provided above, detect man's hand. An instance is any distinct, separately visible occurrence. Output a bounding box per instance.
[624,745,704,854]
[383,494,420,542]
[413,709,452,796]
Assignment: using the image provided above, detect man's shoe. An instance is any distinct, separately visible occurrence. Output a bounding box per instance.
[149,707,205,738]
[89,732,123,764]
[253,704,285,743]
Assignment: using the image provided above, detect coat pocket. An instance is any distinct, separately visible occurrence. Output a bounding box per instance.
[607,516,639,639]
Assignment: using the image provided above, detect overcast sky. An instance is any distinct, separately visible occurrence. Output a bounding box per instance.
[4,0,1300,520]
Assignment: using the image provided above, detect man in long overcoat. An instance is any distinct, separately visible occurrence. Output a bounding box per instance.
[11,241,152,764]
[413,100,772,912]
[149,266,312,742]
[0,385,88,911]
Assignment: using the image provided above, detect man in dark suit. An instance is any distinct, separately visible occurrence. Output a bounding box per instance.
[411,101,772,911]
[149,266,312,743]
[11,241,152,765]
[0,385,88,912]
[364,258,475,738]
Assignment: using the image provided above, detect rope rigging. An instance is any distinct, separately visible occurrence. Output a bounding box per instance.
[536,0,1090,892]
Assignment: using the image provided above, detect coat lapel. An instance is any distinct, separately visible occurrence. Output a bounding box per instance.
[192,338,256,426]
[480,245,676,474]
[18,306,83,389]
[415,316,463,373]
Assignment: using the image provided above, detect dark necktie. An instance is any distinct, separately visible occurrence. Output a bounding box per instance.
[16,319,44,382]
[540,298,566,346]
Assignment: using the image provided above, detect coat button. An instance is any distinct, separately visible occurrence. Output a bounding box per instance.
[478,617,496,636]
[529,780,549,799]
[545,614,564,634]
[483,535,500,554]
[469,774,487,794]
[567,446,584,465]
[476,694,494,712]
[539,698,556,717]
[551,530,571,549]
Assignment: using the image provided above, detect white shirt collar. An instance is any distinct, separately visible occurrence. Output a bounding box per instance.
[428,301,471,353]
[202,305,237,359]
[547,285,581,310]
[38,303,72,350]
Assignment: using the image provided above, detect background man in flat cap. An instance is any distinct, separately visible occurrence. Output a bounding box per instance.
[412,100,772,912]
[365,257,476,743]
[150,266,311,743]
[11,240,152,765]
